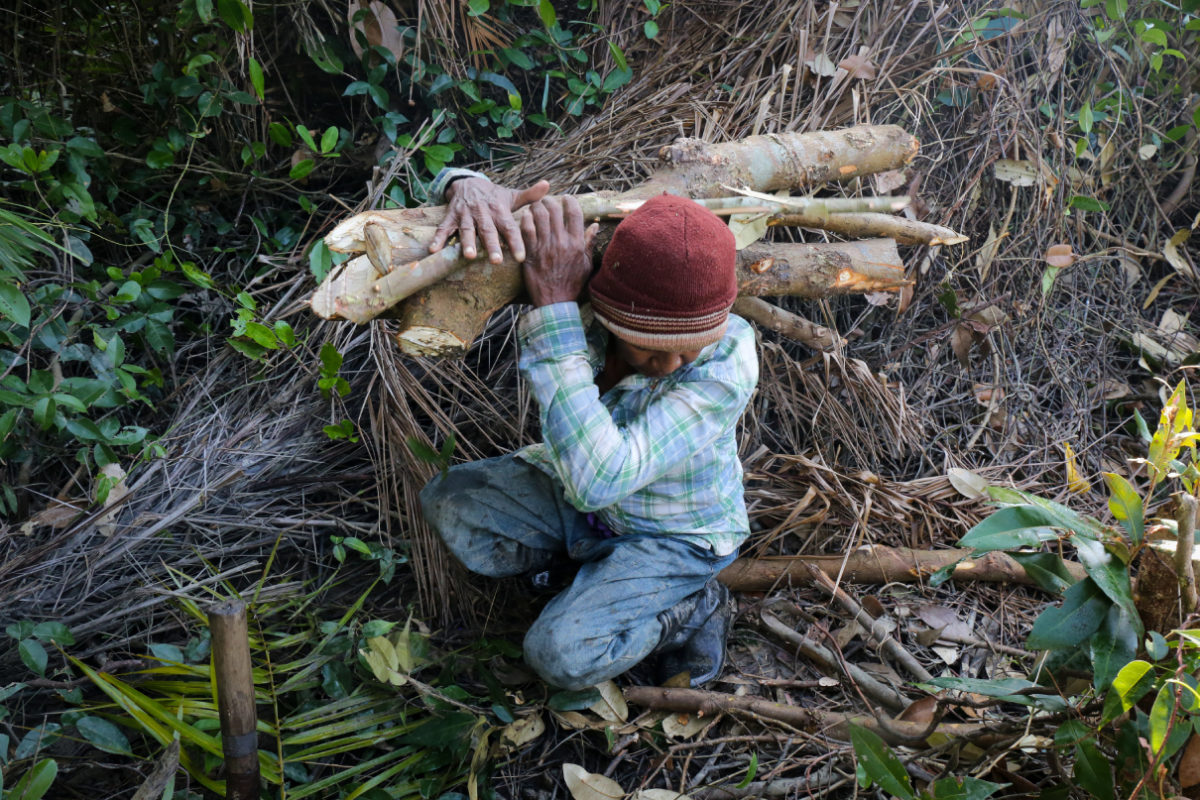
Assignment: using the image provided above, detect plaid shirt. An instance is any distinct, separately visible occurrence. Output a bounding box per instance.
[517,302,758,556]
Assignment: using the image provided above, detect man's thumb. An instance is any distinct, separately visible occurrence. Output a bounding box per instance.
[513,180,550,209]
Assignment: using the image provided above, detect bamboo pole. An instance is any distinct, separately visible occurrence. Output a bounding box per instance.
[208,599,260,800]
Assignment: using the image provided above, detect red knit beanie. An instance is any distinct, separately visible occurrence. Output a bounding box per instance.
[590,194,738,351]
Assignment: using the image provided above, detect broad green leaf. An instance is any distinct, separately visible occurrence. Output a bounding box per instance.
[924,677,1038,697]
[7,757,57,800]
[31,622,74,646]
[1078,101,1094,133]
[1146,631,1169,661]
[75,716,133,756]
[1149,683,1174,753]
[644,20,659,38]
[0,281,31,327]
[848,725,915,800]
[467,0,489,15]
[1090,603,1138,691]
[1072,536,1140,630]
[985,487,1109,539]
[537,0,556,27]
[290,159,315,181]
[926,776,1006,800]
[547,687,602,711]
[1073,740,1114,800]
[320,126,338,154]
[959,505,1063,551]
[19,638,48,676]
[1102,473,1144,544]
[1009,552,1075,594]
[14,723,60,761]
[1026,577,1110,649]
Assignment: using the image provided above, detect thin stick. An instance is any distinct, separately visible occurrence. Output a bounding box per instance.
[757,608,907,712]
[208,599,260,800]
[1177,495,1198,615]
[803,563,935,682]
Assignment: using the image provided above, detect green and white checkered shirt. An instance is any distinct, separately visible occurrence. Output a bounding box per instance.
[516,302,758,556]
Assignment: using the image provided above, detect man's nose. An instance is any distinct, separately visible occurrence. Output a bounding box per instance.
[655,353,685,374]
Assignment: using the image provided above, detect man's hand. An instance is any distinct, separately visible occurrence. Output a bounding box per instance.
[521,196,599,308]
[429,176,550,264]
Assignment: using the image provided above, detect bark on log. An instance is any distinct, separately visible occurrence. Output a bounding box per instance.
[732,297,838,351]
[389,238,904,356]
[622,686,1016,747]
[718,545,1087,591]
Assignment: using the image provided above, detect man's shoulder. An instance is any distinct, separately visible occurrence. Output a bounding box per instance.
[684,313,757,388]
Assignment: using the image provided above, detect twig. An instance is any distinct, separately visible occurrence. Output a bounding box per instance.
[1177,495,1198,615]
[733,297,839,351]
[757,607,907,712]
[691,769,836,799]
[803,563,935,682]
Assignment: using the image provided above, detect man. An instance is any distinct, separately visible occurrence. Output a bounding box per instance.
[419,169,758,691]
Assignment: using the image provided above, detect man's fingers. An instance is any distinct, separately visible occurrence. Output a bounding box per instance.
[585,222,600,252]
[545,196,567,241]
[429,210,458,253]
[512,180,550,210]
[564,195,584,241]
[474,209,502,264]
[500,211,527,262]
[459,219,477,260]
[520,209,537,257]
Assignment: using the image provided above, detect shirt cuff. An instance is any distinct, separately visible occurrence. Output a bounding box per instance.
[430,167,488,203]
[518,302,588,361]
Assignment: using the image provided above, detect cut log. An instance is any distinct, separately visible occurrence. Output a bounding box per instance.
[732,297,838,351]
[718,545,1087,591]
[771,211,968,246]
[314,124,936,355]
[388,239,906,356]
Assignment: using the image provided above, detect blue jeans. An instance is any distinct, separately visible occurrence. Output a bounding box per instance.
[419,454,737,690]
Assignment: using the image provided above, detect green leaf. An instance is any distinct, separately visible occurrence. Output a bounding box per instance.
[1090,602,1138,691]
[148,642,184,662]
[849,725,914,800]
[19,638,48,676]
[1069,195,1109,212]
[926,776,1006,800]
[735,752,758,788]
[14,723,61,761]
[1026,577,1110,650]
[32,396,56,431]
[0,280,32,327]
[31,622,74,646]
[537,0,557,27]
[608,41,629,72]
[1072,536,1140,629]
[196,0,214,22]
[268,122,292,147]
[1078,101,1094,134]
[290,159,315,180]
[602,68,633,93]
[7,757,58,800]
[644,19,659,38]
[547,687,602,711]
[248,56,265,100]
[1102,472,1144,544]
[1146,631,1169,661]
[320,126,339,154]
[216,0,253,31]
[958,505,1063,551]
[76,716,133,756]
[1009,552,1075,594]
[1110,659,1155,712]
[1073,739,1114,800]
[467,0,489,15]
[1104,0,1128,20]
[1149,683,1174,753]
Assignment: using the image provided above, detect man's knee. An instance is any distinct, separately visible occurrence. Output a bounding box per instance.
[523,611,643,690]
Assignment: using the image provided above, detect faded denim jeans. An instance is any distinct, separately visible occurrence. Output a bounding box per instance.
[419,454,737,690]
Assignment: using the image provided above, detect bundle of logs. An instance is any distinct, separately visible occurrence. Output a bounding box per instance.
[310,124,967,356]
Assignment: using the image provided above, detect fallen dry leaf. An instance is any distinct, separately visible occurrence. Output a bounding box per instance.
[1044,243,1076,268]
[1064,442,1092,494]
[588,680,629,723]
[1164,229,1195,281]
[837,53,876,79]
[563,764,625,800]
[872,169,907,194]
[499,714,545,751]
[1178,733,1200,788]
[897,695,939,726]
[662,712,707,740]
[804,52,838,77]
[951,324,976,368]
[947,467,988,499]
[916,605,974,640]
[993,159,1037,187]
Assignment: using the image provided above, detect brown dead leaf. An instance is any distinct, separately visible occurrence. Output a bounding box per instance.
[1045,244,1076,268]
[1046,17,1068,75]
[973,384,1005,405]
[1178,733,1200,788]
[897,695,939,726]
[349,1,403,62]
[861,595,886,618]
[948,467,988,499]
[837,54,877,79]
[916,605,974,640]
[1099,379,1130,401]
[951,324,975,369]
[994,159,1037,187]
[976,72,997,90]
[1164,229,1196,281]
[1143,272,1175,310]
[872,169,907,194]
[864,291,893,307]
[804,52,838,77]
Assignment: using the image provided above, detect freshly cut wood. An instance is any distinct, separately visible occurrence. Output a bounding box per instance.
[718,545,1087,591]
[311,124,939,355]
[771,211,968,246]
[389,239,906,356]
